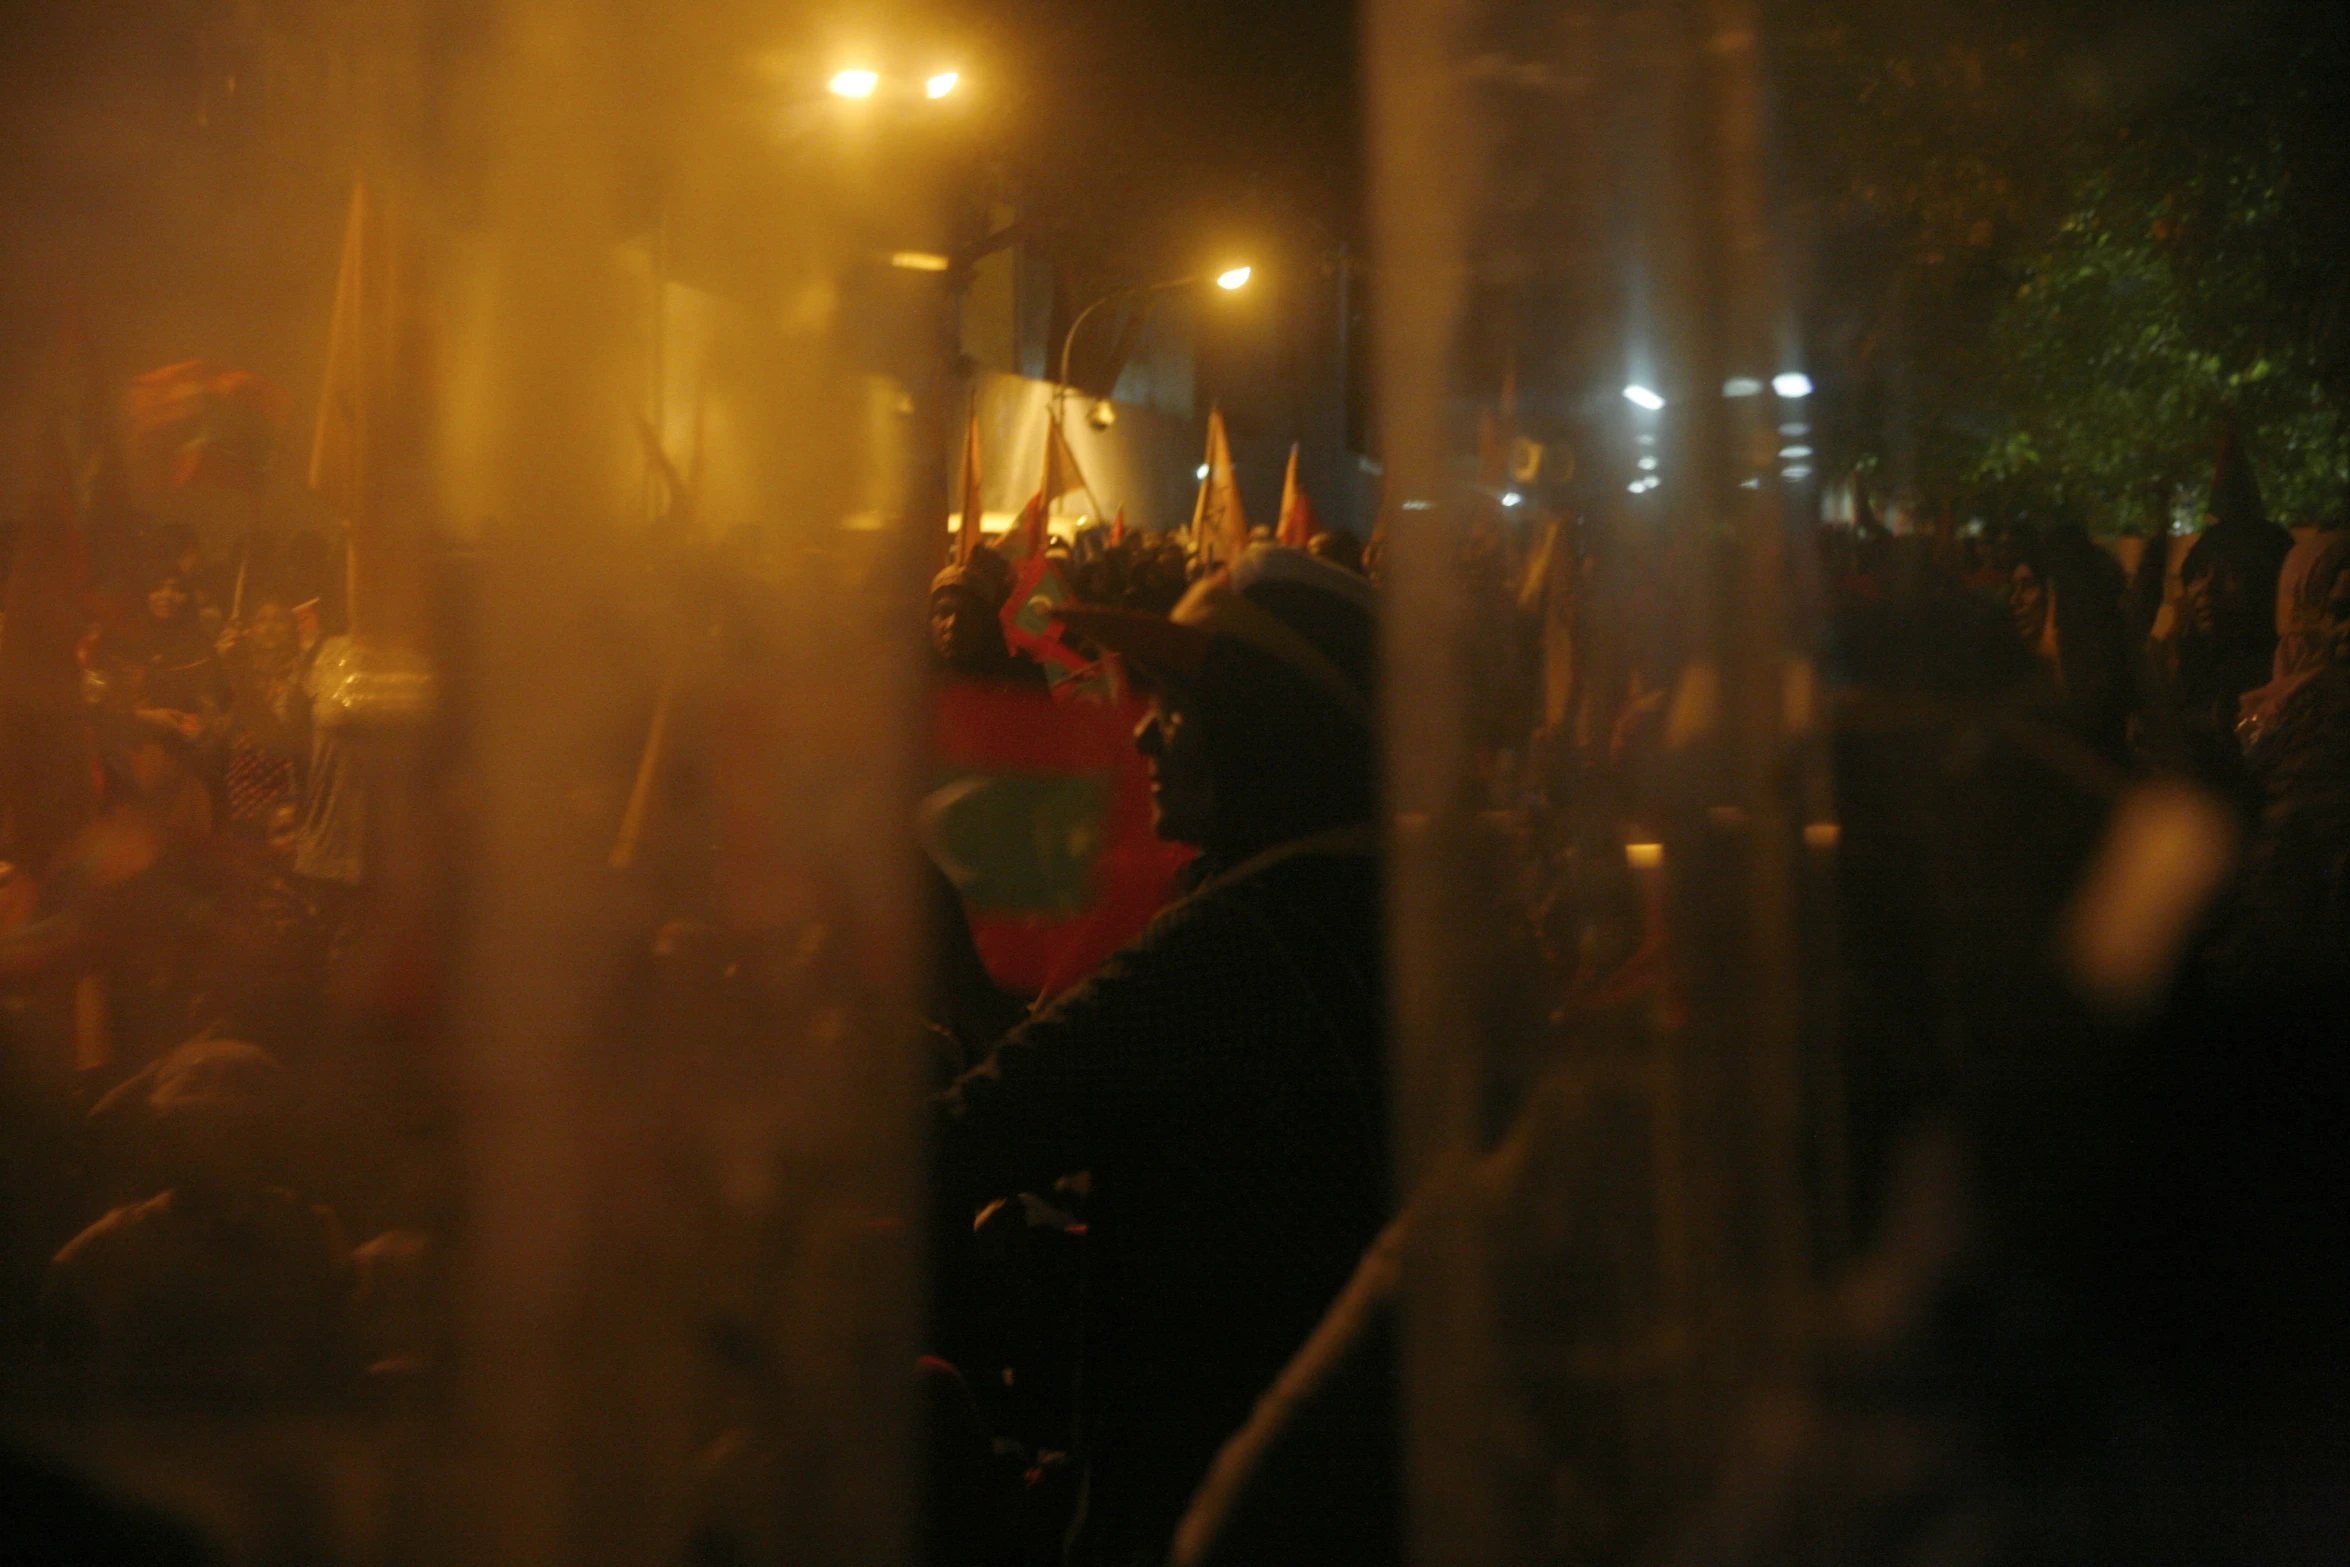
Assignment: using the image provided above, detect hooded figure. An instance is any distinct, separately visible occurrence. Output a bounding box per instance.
[931,561,1047,689]
[936,548,1392,1566]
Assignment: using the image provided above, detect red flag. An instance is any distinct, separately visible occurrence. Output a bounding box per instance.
[956,395,985,565]
[124,361,287,493]
[1190,406,1249,569]
[1276,442,1320,548]
[927,682,1192,997]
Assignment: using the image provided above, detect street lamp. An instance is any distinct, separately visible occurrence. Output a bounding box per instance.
[1054,266,1252,458]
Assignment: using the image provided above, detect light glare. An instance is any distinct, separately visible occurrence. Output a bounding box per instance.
[1723,376,1765,398]
[1637,456,1658,471]
[889,251,950,272]
[829,68,879,98]
[1779,445,1812,459]
[1623,384,1666,411]
[926,71,960,99]
[1196,464,1210,480]
[1772,371,1814,398]
[1216,266,1252,291]
[1500,492,1522,508]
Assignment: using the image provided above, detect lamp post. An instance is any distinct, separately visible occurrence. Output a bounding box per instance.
[1053,266,1251,462]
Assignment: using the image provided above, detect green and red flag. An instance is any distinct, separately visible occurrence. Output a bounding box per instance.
[926,681,1192,996]
[124,361,287,493]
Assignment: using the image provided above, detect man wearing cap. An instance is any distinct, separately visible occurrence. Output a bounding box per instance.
[936,547,1391,1565]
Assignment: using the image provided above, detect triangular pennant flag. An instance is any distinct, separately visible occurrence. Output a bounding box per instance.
[1042,415,1090,513]
[2205,419,2268,531]
[957,394,985,565]
[311,179,374,527]
[311,176,434,648]
[1191,406,1249,570]
[1003,490,1050,562]
[1277,443,1320,548]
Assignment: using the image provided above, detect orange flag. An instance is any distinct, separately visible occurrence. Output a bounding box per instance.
[1042,415,1089,515]
[956,395,985,565]
[1190,406,1249,569]
[1005,490,1050,561]
[1276,442,1319,548]
[1110,506,1126,547]
[311,176,430,647]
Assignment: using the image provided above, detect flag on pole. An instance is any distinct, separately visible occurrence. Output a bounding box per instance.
[311,176,431,647]
[125,361,288,493]
[1276,442,1320,548]
[1042,414,1089,515]
[1005,490,1050,562]
[956,394,985,565]
[1190,406,1249,569]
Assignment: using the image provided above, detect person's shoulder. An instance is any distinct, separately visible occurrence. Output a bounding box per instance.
[53,1191,177,1271]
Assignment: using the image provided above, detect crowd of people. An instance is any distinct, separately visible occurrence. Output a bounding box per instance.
[1,412,2345,1562]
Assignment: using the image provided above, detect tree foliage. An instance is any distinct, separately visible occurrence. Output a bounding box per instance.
[1776,0,2350,531]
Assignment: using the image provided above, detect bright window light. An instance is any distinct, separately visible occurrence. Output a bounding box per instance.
[1779,445,1812,460]
[1772,371,1814,398]
[1623,384,1666,411]
[1500,492,1522,507]
[925,71,960,99]
[1723,376,1765,398]
[1401,499,1432,510]
[1216,266,1252,291]
[829,68,879,98]
[1780,422,1809,436]
[889,251,950,271]
[1782,465,1813,480]
[1637,456,1658,471]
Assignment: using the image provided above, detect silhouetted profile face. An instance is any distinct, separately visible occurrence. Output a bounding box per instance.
[1135,684,1215,846]
[2009,562,2048,645]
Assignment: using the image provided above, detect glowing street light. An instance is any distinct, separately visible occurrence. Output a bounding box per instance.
[926,71,960,99]
[1216,266,1252,291]
[1772,371,1813,398]
[829,68,879,98]
[1623,384,1665,411]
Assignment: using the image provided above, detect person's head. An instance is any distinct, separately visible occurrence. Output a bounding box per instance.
[2008,552,2049,646]
[246,596,296,657]
[929,566,1008,674]
[1307,528,1367,576]
[144,569,193,627]
[1065,547,1378,856]
[2180,521,2292,645]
